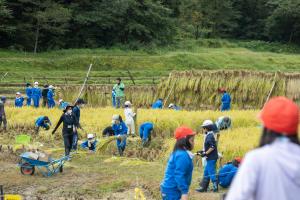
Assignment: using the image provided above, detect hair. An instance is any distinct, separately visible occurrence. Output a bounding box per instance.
[119,115,123,123]
[204,124,214,132]
[173,135,194,152]
[259,127,299,147]
[116,78,121,81]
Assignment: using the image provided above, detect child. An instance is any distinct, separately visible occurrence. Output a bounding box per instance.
[112,115,128,156]
[81,134,98,152]
[139,122,154,147]
[124,101,136,137]
[218,157,241,188]
[35,116,51,133]
[15,92,24,107]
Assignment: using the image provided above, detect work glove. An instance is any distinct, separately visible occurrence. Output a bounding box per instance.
[196,150,206,157]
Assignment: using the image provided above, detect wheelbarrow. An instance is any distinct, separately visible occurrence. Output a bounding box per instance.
[18,152,69,177]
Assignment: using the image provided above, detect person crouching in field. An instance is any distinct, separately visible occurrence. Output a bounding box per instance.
[226,97,300,200]
[112,115,128,156]
[160,126,195,200]
[139,122,154,147]
[81,133,98,153]
[52,105,79,158]
[124,101,136,137]
[35,116,51,133]
[15,92,24,107]
[218,157,241,189]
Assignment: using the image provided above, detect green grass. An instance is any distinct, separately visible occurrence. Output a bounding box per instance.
[0,39,300,85]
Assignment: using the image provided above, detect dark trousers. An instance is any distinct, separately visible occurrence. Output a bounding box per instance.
[0,116,7,130]
[63,134,73,156]
[42,97,48,107]
[72,131,78,150]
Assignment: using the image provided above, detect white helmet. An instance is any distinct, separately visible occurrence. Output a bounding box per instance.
[49,85,54,89]
[59,99,63,103]
[201,120,214,127]
[124,101,131,106]
[16,92,21,95]
[34,82,39,85]
[87,134,94,139]
[112,114,120,124]
[168,103,174,108]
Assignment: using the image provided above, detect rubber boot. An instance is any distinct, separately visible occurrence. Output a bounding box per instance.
[213,181,218,192]
[196,178,210,192]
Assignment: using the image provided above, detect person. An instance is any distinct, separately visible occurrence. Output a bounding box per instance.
[160,126,195,200]
[219,88,231,111]
[80,133,98,152]
[152,98,163,109]
[52,105,79,157]
[113,78,125,108]
[47,85,55,108]
[102,126,114,137]
[25,83,32,106]
[111,115,128,156]
[215,116,231,130]
[0,96,7,131]
[196,120,219,193]
[124,101,136,137]
[168,103,181,111]
[35,116,51,133]
[42,84,49,107]
[139,122,154,147]
[218,157,241,188]
[32,82,42,108]
[72,98,85,151]
[112,89,116,108]
[58,99,69,110]
[226,97,300,200]
[15,92,24,108]
[202,120,220,142]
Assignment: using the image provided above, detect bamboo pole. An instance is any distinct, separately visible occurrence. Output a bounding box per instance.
[264,72,278,106]
[74,64,93,104]
[163,79,177,108]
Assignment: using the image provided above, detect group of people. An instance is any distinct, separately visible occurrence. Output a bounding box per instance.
[160,96,300,200]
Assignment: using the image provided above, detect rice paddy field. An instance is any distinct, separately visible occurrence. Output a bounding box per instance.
[0,106,264,200]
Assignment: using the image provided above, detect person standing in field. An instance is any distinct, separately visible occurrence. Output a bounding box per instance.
[0,96,7,131]
[15,92,24,108]
[112,114,128,156]
[124,101,136,137]
[113,78,125,108]
[72,98,85,152]
[32,82,42,108]
[160,126,195,200]
[52,105,79,158]
[47,85,55,108]
[42,84,49,107]
[226,97,300,200]
[25,83,32,106]
[219,88,231,111]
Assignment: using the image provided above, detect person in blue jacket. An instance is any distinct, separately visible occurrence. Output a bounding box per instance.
[72,98,85,151]
[196,121,219,193]
[80,133,98,152]
[161,126,195,200]
[219,88,231,111]
[32,82,42,108]
[218,157,241,188]
[112,114,128,156]
[152,98,163,109]
[112,89,116,108]
[58,99,69,110]
[139,122,154,147]
[25,83,32,106]
[15,92,24,108]
[168,103,181,111]
[35,116,51,133]
[47,85,55,108]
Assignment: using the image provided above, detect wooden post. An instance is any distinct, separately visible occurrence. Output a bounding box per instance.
[126,69,135,85]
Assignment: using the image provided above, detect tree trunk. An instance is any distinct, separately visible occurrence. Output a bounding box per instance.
[289,29,294,44]
[34,25,40,54]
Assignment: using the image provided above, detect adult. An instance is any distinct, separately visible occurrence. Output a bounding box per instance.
[47,85,55,108]
[52,105,79,157]
[113,78,125,108]
[35,116,51,133]
[218,157,241,188]
[72,98,85,151]
[25,83,32,106]
[112,115,128,156]
[124,101,136,137]
[0,96,7,131]
[15,92,24,108]
[160,126,195,200]
[226,97,300,200]
[139,122,154,147]
[42,84,49,107]
[32,82,42,108]
[219,88,231,111]
[152,98,163,109]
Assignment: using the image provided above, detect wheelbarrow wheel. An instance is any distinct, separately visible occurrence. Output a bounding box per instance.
[20,163,35,175]
[59,165,63,173]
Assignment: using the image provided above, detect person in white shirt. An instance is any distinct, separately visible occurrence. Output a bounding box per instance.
[226,96,300,200]
[124,101,136,137]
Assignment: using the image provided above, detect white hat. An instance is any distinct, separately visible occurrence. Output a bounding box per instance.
[49,85,54,89]
[16,92,21,95]
[34,82,39,85]
[124,101,131,106]
[59,99,63,103]
[168,103,174,108]
[87,134,94,139]
[201,120,214,127]
[112,114,120,124]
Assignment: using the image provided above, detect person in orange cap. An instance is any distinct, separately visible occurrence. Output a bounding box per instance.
[226,96,300,200]
[160,126,196,200]
[218,157,242,188]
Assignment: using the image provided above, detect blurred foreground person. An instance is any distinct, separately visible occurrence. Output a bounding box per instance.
[226,97,300,200]
[160,126,195,200]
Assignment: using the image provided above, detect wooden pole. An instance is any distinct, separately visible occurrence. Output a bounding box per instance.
[74,63,93,104]
[163,79,177,108]
[264,72,278,106]
[126,69,135,85]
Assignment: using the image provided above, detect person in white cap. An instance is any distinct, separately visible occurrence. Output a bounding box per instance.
[32,81,42,108]
[80,133,98,152]
[124,101,136,137]
[15,92,24,108]
[47,85,55,108]
[112,114,128,156]
[58,99,69,110]
[168,103,181,111]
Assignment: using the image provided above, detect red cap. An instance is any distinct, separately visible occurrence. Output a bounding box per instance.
[234,157,242,164]
[260,97,299,136]
[218,88,226,93]
[174,126,195,140]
